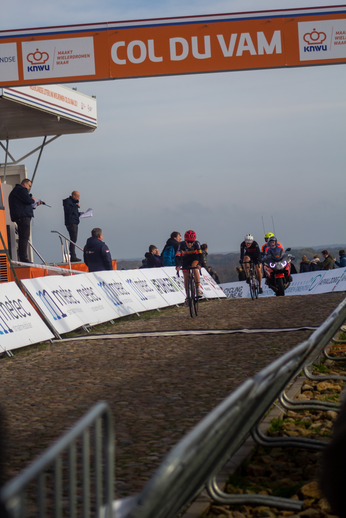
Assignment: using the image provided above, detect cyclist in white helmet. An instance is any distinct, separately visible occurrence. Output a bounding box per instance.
[240,234,263,294]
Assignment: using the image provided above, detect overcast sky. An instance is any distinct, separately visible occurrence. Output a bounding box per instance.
[1,0,345,262]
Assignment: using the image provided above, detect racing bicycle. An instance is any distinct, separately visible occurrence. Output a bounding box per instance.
[177,267,199,317]
[242,260,259,300]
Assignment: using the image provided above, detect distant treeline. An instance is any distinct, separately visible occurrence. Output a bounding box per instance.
[117,246,346,284]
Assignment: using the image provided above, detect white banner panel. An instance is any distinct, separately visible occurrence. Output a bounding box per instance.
[332,268,346,292]
[0,282,53,351]
[221,281,249,299]
[200,269,227,298]
[22,274,118,334]
[88,271,147,317]
[311,268,346,294]
[140,268,185,306]
[162,267,186,296]
[114,270,167,311]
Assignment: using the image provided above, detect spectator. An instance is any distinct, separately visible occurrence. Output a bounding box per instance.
[145,245,162,268]
[161,231,181,266]
[83,228,113,272]
[63,190,82,262]
[139,258,148,269]
[236,265,246,281]
[201,243,208,269]
[309,254,322,271]
[207,266,220,284]
[321,250,334,270]
[290,260,298,275]
[335,250,346,268]
[8,178,42,263]
[299,255,310,273]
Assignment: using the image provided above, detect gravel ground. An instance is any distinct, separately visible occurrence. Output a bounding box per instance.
[0,292,344,501]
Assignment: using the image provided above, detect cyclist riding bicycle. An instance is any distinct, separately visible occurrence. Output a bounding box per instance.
[240,234,263,294]
[176,230,203,301]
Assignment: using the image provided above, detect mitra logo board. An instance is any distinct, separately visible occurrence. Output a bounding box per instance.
[22,37,96,80]
[298,19,346,61]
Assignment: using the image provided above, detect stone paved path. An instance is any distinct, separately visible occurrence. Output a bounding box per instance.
[0,293,344,499]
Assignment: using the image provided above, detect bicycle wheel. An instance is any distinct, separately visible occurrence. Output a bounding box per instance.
[192,279,199,316]
[188,275,194,318]
[249,267,256,300]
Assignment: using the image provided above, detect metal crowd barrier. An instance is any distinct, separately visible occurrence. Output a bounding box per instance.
[1,298,346,518]
[0,402,114,518]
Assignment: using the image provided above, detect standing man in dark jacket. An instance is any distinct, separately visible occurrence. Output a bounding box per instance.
[8,178,41,263]
[63,191,81,262]
[83,228,113,272]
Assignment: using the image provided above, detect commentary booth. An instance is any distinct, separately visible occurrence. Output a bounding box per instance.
[0,84,100,281]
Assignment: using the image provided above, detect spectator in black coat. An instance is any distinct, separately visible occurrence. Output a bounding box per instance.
[83,228,113,272]
[299,255,310,273]
[8,178,42,263]
[144,245,162,268]
[309,254,322,271]
[63,191,81,262]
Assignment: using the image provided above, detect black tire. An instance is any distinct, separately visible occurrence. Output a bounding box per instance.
[193,280,199,316]
[275,277,285,297]
[188,276,194,318]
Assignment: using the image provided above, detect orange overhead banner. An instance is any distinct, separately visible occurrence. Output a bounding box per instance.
[1,5,346,87]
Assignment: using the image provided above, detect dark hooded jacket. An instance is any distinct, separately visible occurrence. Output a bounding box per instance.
[63,196,80,226]
[83,237,112,272]
[8,184,35,221]
[144,252,162,268]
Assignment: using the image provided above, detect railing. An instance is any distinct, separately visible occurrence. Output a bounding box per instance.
[51,230,83,266]
[0,402,114,518]
[1,298,346,518]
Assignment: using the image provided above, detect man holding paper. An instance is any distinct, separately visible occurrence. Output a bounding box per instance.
[63,190,82,262]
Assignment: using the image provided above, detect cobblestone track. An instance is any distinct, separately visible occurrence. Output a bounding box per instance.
[0,293,344,499]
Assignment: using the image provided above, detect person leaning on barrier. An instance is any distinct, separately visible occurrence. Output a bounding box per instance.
[201,243,208,269]
[8,178,42,263]
[299,255,310,273]
[334,250,346,268]
[145,245,162,268]
[309,254,322,271]
[83,228,113,272]
[321,250,334,270]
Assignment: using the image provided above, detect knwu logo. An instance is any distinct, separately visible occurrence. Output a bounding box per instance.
[27,48,50,72]
[303,29,327,53]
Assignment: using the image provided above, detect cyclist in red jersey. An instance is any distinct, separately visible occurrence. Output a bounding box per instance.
[240,234,263,294]
[176,230,203,300]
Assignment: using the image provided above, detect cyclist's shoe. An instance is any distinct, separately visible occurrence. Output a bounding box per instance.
[197,287,203,298]
[259,287,263,294]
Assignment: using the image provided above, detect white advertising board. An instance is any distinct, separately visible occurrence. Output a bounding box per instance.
[332,268,346,292]
[221,281,249,299]
[162,267,186,296]
[311,268,346,294]
[200,269,227,298]
[0,282,54,351]
[114,270,168,311]
[88,271,147,317]
[140,268,185,306]
[221,269,346,298]
[22,274,118,335]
